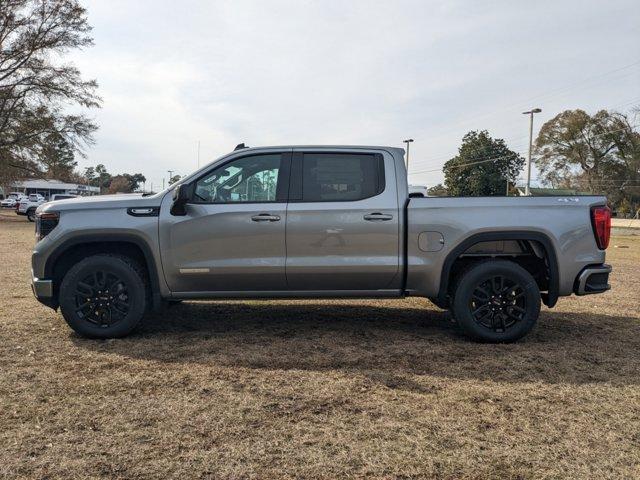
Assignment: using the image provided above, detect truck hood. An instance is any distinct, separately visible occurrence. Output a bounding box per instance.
[38,192,165,212]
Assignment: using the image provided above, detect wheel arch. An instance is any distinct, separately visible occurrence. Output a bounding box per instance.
[437,230,559,308]
[44,234,163,311]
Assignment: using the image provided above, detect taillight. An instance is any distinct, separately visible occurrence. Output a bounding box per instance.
[36,211,59,241]
[590,206,611,250]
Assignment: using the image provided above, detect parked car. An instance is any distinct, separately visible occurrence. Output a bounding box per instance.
[31,145,612,341]
[1,192,26,208]
[1,198,18,208]
[49,194,77,202]
[17,194,46,221]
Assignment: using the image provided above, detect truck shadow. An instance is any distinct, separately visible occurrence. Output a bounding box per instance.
[75,300,639,387]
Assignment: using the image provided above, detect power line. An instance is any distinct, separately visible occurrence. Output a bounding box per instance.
[411,124,640,176]
[412,95,640,170]
[411,152,522,174]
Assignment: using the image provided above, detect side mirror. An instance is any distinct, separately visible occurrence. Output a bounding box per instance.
[170,183,191,216]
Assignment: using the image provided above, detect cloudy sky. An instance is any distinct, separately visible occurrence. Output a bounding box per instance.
[70,0,640,191]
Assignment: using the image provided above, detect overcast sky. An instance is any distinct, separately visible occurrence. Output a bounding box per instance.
[70,0,640,191]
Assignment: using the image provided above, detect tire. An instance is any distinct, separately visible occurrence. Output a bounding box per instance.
[451,260,540,343]
[59,254,147,338]
[27,209,36,222]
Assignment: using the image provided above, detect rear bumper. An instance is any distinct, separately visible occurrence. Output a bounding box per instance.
[574,264,612,295]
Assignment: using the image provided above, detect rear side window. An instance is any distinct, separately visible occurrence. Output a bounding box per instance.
[298,153,384,202]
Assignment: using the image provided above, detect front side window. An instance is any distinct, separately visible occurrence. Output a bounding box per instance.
[301,153,384,202]
[194,154,281,203]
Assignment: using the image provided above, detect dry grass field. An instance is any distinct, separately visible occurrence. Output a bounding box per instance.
[1,209,639,479]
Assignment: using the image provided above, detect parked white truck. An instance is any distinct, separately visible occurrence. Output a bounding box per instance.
[31,145,612,342]
[17,194,46,221]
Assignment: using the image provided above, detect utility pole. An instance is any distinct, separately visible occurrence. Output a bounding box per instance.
[522,108,542,196]
[167,170,174,186]
[403,139,414,171]
[197,140,201,168]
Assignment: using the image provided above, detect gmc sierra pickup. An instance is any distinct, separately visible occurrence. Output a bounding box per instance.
[31,145,612,342]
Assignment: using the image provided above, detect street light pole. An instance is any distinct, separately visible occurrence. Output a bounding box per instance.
[403,139,414,171]
[167,170,174,186]
[523,108,541,196]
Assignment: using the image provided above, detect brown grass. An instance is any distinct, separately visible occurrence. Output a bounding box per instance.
[1,209,639,479]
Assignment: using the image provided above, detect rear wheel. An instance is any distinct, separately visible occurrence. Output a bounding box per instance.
[451,260,540,342]
[59,254,147,338]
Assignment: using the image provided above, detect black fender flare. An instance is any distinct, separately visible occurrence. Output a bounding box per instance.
[437,231,559,308]
[44,233,163,311]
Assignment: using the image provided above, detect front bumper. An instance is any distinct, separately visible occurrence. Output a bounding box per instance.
[574,264,612,295]
[32,278,53,298]
[31,276,57,309]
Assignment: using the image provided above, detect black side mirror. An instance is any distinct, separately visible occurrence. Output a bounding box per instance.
[170,183,191,216]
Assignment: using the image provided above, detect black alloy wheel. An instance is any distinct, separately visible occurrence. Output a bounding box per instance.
[59,254,147,338]
[451,260,541,342]
[74,270,131,328]
[469,275,527,333]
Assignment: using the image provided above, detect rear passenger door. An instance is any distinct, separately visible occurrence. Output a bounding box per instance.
[285,150,400,291]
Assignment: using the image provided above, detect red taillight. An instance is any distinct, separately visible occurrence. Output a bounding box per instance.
[591,206,611,250]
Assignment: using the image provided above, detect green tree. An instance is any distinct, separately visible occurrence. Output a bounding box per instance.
[444,131,524,196]
[122,173,146,191]
[0,0,100,184]
[94,164,112,192]
[39,134,78,181]
[108,175,131,194]
[84,166,96,184]
[427,183,448,197]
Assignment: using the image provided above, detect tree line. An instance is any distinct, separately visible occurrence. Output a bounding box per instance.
[428,108,639,216]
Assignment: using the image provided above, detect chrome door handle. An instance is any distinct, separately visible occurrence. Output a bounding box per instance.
[364,213,393,221]
[251,213,281,222]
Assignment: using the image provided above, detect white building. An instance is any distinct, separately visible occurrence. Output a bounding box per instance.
[10,179,100,198]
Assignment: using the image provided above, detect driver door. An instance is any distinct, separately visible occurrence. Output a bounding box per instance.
[159,151,290,293]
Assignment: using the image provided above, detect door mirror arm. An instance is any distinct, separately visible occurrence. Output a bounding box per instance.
[170,183,192,216]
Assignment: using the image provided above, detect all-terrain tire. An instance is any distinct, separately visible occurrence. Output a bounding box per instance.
[59,254,147,338]
[451,260,540,343]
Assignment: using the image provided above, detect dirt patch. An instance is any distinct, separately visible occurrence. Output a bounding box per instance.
[0,221,639,479]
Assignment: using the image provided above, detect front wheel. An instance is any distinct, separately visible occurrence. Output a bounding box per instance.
[59,254,147,338]
[451,260,540,343]
[27,209,36,222]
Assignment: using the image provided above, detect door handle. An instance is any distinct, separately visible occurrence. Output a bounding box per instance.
[364,213,393,221]
[251,213,281,222]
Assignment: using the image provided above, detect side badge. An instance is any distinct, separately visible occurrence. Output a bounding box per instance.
[179,268,210,274]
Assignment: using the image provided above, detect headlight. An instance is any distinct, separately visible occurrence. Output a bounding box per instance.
[35,211,59,241]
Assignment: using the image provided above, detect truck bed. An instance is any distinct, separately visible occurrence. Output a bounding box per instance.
[405,195,608,299]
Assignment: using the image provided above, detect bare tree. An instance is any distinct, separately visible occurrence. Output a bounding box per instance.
[0,0,100,184]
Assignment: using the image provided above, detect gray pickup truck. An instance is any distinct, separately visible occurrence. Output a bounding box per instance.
[32,145,612,342]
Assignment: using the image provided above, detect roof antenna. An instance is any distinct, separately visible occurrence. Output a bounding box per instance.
[234,143,248,151]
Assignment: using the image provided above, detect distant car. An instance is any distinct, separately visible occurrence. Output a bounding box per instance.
[17,194,46,221]
[49,194,77,202]
[1,192,26,208]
